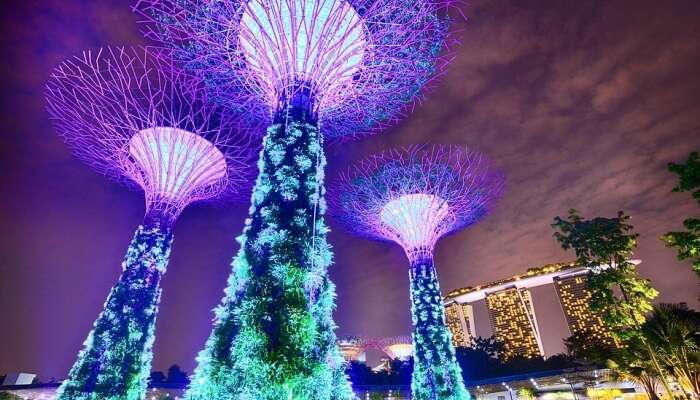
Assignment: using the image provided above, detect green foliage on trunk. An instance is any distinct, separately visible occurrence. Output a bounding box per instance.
[185,116,352,400]
[57,224,173,400]
[409,259,470,400]
[661,151,700,278]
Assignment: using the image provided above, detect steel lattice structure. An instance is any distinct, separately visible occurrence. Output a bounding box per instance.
[337,336,368,362]
[135,0,452,138]
[45,46,256,400]
[330,145,503,400]
[330,145,504,261]
[337,335,413,363]
[133,1,456,398]
[46,46,257,224]
[337,336,413,362]
[378,336,414,360]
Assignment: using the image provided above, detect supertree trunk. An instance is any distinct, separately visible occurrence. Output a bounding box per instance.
[186,89,353,400]
[57,215,173,400]
[408,251,470,400]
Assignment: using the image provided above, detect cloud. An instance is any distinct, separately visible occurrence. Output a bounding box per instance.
[2,0,700,378]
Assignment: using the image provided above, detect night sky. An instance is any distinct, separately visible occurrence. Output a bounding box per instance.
[2,0,700,380]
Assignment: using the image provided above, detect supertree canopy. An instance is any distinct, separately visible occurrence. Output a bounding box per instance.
[136,0,451,138]
[379,336,414,360]
[133,1,455,399]
[337,336,368,362]
[45,46,255,400]
[330,145,504,400]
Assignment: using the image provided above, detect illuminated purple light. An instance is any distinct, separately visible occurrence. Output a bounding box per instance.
[128,127,228,212]
[238,0,366,105]
[136,0,452,138]
[380,193,450,252]
[383,343,414,360]
[45,47,256,221]
[360,336,413,359]
[330,145,504,259]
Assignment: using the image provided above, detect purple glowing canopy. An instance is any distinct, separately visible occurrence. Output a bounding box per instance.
[45,46,257,219]
[330,145,504,253]
[380,336,414,360]
[135,0,453,138]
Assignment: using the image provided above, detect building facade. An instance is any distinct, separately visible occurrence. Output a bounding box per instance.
[444,302,476,348]
[443,261,634,359]
[485,287,544,359]
[553,272,616,346]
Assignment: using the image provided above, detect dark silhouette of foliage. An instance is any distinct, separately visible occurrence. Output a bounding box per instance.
[346,359,413,386]
[669,152,700,202]
[453,337,577,381]
[149,371,167,385]
[166,365,189,384]
[563,329,613,367]
[661,151,700,278]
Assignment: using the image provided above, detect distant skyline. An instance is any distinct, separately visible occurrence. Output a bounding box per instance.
[1,0,700,380]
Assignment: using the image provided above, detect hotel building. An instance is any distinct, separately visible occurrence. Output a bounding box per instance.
[553,272,616,346]
[443,261,632,359]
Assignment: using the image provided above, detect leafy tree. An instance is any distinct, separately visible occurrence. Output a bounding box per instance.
[661,152,700,278]
[149,371,166,385]
[607,340,662,400]
[563,329,612,366]
[568,329,663,400]
[517,387,536,400]
[456,337,577,381]
[643,303,700,398]
[552,210,658,340]
[166,364,188,384]
[345,359,413,386]
[387,358,413,385]
[552,210,670,394]
[345,360,373,386]
[470,336,504,359]
[455,338,503,381]
[0,393,22,400]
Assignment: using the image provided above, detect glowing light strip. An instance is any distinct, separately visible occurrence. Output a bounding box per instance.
[330,145,504,250]
[45,47,256,219]
[380,193,451,251]
[129,127,227,207]
[137,0,451,138]
[383,343,414,360]
[239,0,366,104]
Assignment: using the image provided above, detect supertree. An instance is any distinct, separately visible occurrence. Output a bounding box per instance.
[379,336,414,360]
[134,0,455,398]
[330,145,504,400]
[337,336,368,362]
[44,46,255,400]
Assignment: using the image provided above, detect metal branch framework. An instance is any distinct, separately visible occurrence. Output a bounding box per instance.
[330,145,504,259]
[338,336,413,361]
[45,46,258,400]
[337,336,368,361]
[45,46,258,221]
[135,0,453,138]
[331,145,501,399]
[379,336,414,360]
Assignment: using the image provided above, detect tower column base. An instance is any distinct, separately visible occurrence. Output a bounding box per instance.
[408,254,470,400]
